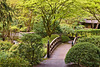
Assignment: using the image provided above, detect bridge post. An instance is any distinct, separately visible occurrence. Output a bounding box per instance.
[72,41,74,47]
[47,40,50,58]
[76,33,77,37]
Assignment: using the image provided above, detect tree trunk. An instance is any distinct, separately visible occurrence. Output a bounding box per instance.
[2,21,5,41]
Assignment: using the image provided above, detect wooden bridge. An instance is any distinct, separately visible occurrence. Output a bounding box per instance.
[34,37,78,67]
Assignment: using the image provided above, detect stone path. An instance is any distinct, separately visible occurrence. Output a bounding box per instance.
[34,42,76,67]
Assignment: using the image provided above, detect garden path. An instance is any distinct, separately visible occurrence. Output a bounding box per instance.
[34,41,79,67]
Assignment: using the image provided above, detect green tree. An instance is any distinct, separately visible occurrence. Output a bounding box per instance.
[21,0,79,37]
[20,33,44,65]
[0,0,13,41]
[80,0,100,29]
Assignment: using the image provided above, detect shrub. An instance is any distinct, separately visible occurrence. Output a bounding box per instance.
[60,24,74,35]
[20,27,27,32]
[0,51,29,67]
[61,35,70,43]
[49,34,59,41]
[77,36,100,48]
[65,42,100,67]
[54,24,62,34]
[21,33,42,43]
[9,44,19,57]
[0,41,13,51]
[75,29,100,37]
[0,33,2,40]
[72,22,85,30]
[10,26,20,33]
[20,33,44,65]
[42,34,59,45]
[33,21,47,37]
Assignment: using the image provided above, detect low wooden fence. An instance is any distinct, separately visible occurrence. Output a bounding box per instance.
[47,37,61,58]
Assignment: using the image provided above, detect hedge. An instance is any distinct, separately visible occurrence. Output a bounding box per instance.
[77,36,100,48]
[68,29,100,37]
[61,35,70,43]
[65,42,100,67]
[75,29,100,37]
[0,41,13,51]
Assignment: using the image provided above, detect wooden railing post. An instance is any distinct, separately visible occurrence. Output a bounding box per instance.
[47,40,50,58]
[76,33,77,37]
[72,41,74,47]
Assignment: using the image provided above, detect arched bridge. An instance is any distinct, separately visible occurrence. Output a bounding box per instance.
[34,37,78,67]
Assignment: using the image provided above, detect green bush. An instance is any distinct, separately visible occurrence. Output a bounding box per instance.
[33,21,62,37]
[20,27,27,32]
[61,35,70,43]
[54,24,62,34]
[21,33,42,43]
[9,44,19,56]
[77,36,100,48]
[65,42,100,67]
[0,41,30,67]
[75,29,100,37]
[20,33,44,65]
[0,41,13,51]
[0,33,2,40]
[10,26,20,33]
[33,21,47,37]
[42,34,59,45]
[72,22,85,30]
[60,24,74,35]
[0,51,29,67]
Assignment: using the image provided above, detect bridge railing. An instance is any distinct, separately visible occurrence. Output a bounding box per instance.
[47,37,61,58]
[72,37,77,46]
[72,33,78,46]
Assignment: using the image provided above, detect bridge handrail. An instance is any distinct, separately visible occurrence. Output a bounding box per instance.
[47,37,61,58]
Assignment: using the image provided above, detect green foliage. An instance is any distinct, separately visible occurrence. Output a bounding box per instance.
[0,41,13,51]
[33,21,62,37]
[61,35,70,43]
[18,43,44,65]
[21,33,42,43]
[77,36,100,48]
[55,24,62,34]
[42,34,59,45]
[80,0,100,24]
[75,25,85,30]
[0,33,44,66]
[0,0,13,41]
[72,22,85,30]
[0,33,2,40]
[0,40,30,67]
[76,29,100,37]
[0,51,29,67]
[33,21,47,37]
[0,0,12,22]
[20,27,27,32]
[65,42,100,67]
[21,0,79,37]
[10,26,20,32]
[9,44,19,56]
[60,24,74,35]
[20,33,44,65]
